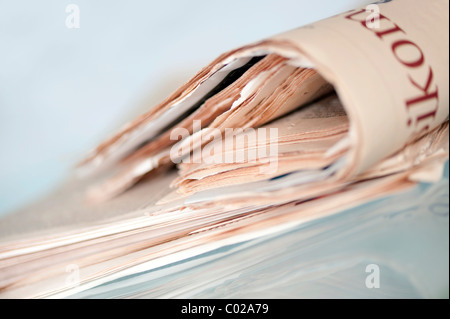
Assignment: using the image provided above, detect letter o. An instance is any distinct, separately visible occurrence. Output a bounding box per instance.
[391,40,425,68]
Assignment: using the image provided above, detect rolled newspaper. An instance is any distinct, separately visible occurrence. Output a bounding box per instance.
[1,0,449,299]
[79,0,449,200]
[246,0,449,177]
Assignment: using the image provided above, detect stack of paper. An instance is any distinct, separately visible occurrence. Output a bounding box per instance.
[0,0,448,298]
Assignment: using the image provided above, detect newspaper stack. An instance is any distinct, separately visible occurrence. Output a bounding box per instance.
[0,0,448,298]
